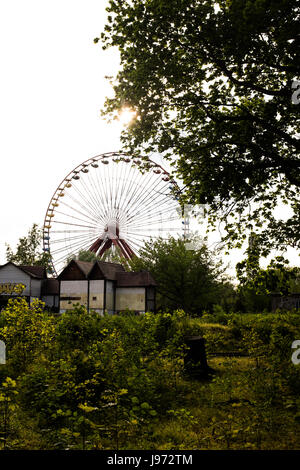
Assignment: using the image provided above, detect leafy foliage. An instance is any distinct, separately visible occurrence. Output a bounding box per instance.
[1,299,300,449]
[6,223,51,269]
[99,0,300,255]
[128,236,232,313]
[236,233,300,311]
[0,298,55,373]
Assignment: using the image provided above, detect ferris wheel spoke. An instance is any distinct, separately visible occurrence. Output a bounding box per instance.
[49,233,98,245]
[52,210,101,227]
[113,160,146,216]
[125,204,179,228]
[114,161,136,215]
[93,163,112,214]
[118,162,163,223]
[53,241,100,268]
[114,169,131,215]
[51,220,96,229]
[125,168,167,212]
[87,168,106,211]
[132,184,176,216]
[66,189,106,226]
[126,199,178,223]
[119,170,158,218]
[127,204,179,224]
[72,181,105,222]
[79,172,109,218]
[93,162,115,215]
[106,163,135,224]
[124,183,174,224]
[126,213,179,230]
[118,173,147,217]
[50,229,96,234]
[50,236,94,255]
[58,199,101,225]
[50,234,98,258]
[125,237,150,253]
[124,237,144,252]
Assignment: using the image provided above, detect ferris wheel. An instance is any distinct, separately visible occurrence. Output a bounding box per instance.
[43,152,182,275]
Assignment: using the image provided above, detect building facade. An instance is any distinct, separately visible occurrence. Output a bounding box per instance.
[0,260,156,314]
[0,262,59,311]
[58,260,156,314]
[271,293,300,311]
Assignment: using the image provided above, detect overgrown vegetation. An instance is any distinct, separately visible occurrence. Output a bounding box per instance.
[0,298,300,449]
[128,236,233,313]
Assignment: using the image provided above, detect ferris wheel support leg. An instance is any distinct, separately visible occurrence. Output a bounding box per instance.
[90,237,104,253]
[112,238,130,260]
[118,239,134,260]
[98,239,112,257]
[120,239,135,258]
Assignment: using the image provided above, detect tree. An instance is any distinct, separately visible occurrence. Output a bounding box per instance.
[0,298,55,373]
[236,234,300,311]
[66,248,129,268]
[6,224,51,269]
[128,236,230,313]
[98,0,300,255]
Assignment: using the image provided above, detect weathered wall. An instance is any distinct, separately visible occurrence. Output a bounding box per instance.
[31,278,42,297]
[0,264,31,296]
[106,281,115,314]
[115,287,145,312]
[89,280,104,312]
[60,280,88,311]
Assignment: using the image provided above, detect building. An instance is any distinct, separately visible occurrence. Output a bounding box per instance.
[58,259,156,314]
[271,293,300,311]
[0,260,156,314]
[0,262,59,311]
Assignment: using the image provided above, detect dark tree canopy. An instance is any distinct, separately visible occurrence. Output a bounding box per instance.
[99,0,300,255]
[128,236,232,313]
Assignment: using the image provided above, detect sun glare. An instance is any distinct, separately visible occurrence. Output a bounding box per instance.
[118,107,137,126]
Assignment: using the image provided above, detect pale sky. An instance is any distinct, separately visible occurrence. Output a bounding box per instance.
[0,0,122,263]
[0,0,298,276]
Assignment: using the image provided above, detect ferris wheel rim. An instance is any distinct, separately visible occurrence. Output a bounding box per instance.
[43,151,182,276]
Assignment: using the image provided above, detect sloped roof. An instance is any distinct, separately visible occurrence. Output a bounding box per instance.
[0,262,47,279]
[89,260,125,280]
[116,271,156,287]
[58,259,154,286]
[75,260,94,277]
[21,265,47,279]
[58,259,93,280]
[58,259,125,280]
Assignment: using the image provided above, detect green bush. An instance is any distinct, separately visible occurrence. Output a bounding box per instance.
[1,300,300,449]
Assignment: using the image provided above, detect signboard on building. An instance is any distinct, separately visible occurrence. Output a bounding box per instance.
[0,341,5,364]
[0,283,26,295]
